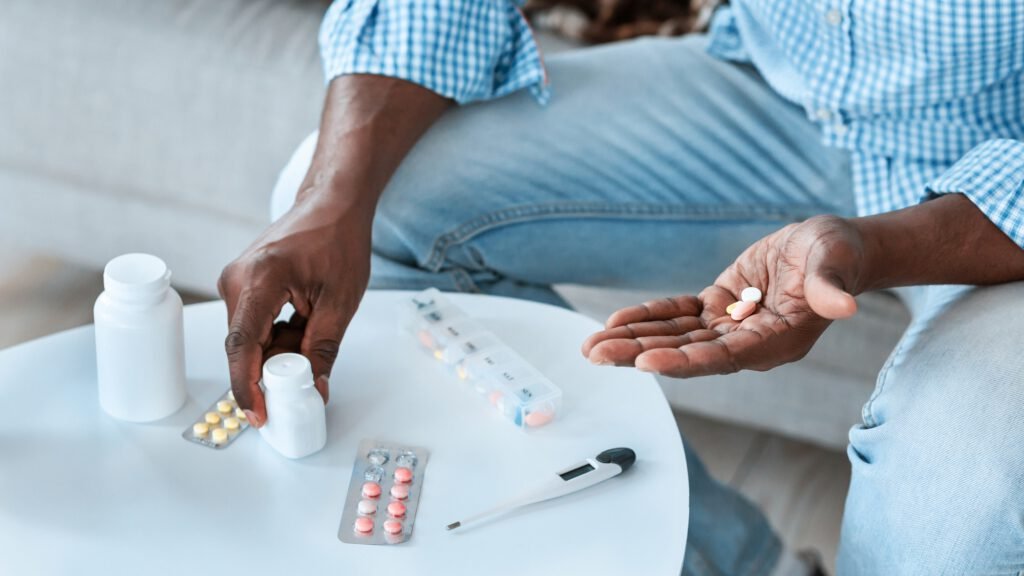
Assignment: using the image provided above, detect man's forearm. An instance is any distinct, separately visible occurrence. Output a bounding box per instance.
[298,74,453,217]
[854,194,1024,292]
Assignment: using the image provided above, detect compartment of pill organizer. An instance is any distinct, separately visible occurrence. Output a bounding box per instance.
[181,389,250,449]
[338,439,430,545]
[471,355,562,429]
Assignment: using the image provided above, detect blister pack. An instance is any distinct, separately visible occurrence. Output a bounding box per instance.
[181,390,250,449]
[338,439,430,545]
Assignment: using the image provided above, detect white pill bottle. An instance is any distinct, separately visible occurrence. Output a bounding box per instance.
[94,253,187,422]
[259,353,327,459]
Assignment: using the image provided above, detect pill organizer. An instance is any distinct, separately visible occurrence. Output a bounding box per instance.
[338,439,430,545]
[181,389,250,449]
[400,288,563,430]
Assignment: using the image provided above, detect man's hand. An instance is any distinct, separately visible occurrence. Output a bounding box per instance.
[218,192,370,427]
[581,215,866,377]
[219,75,451,426]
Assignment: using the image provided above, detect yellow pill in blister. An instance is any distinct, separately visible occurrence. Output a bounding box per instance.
[211,428,229,444]
[228,390,235,400]
[224,417,240,431]
[192,422,209,437]
[217,400,233,414]
[204,412,221,425]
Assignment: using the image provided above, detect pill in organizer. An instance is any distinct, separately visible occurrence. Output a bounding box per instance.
[400,288,562,430]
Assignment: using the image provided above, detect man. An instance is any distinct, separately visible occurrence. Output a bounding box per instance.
[218,1,1024,573]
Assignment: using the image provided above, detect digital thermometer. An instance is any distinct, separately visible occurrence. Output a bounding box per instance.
[446,447,636,531]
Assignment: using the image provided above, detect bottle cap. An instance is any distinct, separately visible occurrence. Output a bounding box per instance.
[103,253,172,301]
[262,353,314,392]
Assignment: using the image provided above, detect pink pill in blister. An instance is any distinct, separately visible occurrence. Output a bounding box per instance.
[362,481,382,498]
[394,467,413,484]
[383,519,403,535]
[390,483,410,500]
[354,516,374,534]
[387,501,407,518]
[730,300,757,321]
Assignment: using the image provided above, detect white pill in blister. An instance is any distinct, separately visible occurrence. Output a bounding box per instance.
[358,499,377,515]
[741,287,762,303]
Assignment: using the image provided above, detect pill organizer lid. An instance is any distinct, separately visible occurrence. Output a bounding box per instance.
[103,253,171,297]
[262,353,314,391]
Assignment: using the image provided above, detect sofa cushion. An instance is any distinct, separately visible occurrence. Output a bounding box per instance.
[0,0,328,262]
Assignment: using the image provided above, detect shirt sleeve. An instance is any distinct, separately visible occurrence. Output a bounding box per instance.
[925,139,1024,249]
[318,0,549,105]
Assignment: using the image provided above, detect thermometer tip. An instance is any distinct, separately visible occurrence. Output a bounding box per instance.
[446,521,461,531]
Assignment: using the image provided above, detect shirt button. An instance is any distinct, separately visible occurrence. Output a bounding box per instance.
[825,9,843,26]
[815,108,832,121]
[833,122,849,135]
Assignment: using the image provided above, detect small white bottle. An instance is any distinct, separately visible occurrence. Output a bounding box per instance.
[94,253,187,422]
[259,353,327,459]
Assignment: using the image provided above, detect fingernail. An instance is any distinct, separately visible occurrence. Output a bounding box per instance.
[316,375,330,404]
[244,409,263,428]
[589,356,613,366]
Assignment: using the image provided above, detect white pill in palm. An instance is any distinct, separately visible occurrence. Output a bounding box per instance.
[741,287,762,303]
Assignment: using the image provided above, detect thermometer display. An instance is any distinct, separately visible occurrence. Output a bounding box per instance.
[559,463,595,481]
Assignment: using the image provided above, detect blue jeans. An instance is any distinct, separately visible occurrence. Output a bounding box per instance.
[274,36,1024,575]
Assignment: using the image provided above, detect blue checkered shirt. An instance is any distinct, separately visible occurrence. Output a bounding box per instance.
[320,1,1024,248]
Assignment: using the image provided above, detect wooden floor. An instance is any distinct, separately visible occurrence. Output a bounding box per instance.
[0,254,850,574]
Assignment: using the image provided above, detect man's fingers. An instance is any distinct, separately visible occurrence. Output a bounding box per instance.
[635,329,767,378]
[588,330,720,366]
[581,316,703,357]
[225,289,288,428]
[300,301,350,405]
[604,296,701,329]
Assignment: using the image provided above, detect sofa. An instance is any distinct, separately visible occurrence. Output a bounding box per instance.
[0,0,911,449]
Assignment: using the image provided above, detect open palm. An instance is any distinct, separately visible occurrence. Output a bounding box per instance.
[582,216,867,378]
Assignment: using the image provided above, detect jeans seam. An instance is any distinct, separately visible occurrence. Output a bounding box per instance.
[423,201,829,272]
[861,335,905,429]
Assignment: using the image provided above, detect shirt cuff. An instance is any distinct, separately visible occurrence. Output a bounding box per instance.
[319,0,549,105]
[926,139,1024,249]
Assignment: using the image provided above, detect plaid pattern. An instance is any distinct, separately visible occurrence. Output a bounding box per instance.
[320,0,1024,248]
[319,0,548,105]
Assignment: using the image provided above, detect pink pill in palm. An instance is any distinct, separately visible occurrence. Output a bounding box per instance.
[383,519,403,535]
[362,481,382,498]
[394,467,413,484]
[730,300,757,321]
[353,516,374,534]
[387,501,407,518]
[390,483,410,500]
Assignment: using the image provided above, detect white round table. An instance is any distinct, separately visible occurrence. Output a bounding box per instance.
[0,291,688,575]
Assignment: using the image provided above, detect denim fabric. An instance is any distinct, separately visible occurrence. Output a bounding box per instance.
[273,35,1024,575]
[840,283,1024,574]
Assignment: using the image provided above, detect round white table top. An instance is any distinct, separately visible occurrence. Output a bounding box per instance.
[0,291,687,575]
